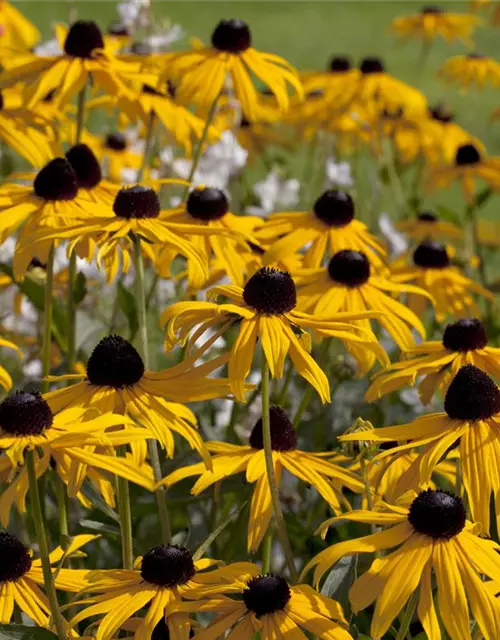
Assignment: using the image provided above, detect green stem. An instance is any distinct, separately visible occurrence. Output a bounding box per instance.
[66,251,77,375]
[132,235,172,544]
[75,86,86,144]
[116,445,134,569]
[27,451,68,640]
[276,362,293,406]
[41,244,55,394]
[395,589,419,640]
[293,339,330,428]
[137,111,156,183]
[54,473,70,550]
[262,529,273,574]
[261,358,298,582]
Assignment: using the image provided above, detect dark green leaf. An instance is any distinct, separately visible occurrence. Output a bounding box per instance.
[0,624,57,639]
[321,554,357,612]
[117,281,138,337]
[193,501,248,561]
[72,271,87,305]
[475,187,493,209]
[79,519,121,537]
[80,480,119,522]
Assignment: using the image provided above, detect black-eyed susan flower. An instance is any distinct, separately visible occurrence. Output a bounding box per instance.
[390,5,482,44]
[0,334,22,391]
[93,131,143,183]
[396,211,463,242]
[423,104,480,165]
[257,190,386,269]
[391,240,493,321]
[44,334,237,466]
[366,318,500,403]
[157,186,263,289]
[300,54,358,96]
[296,250,429,373]
[65,143,120,205]
[166,19,303,120]
[0,20,152,108]
[438,53,500,91]
[0,531,95,625]
[69,544,224,639]
[166,562,353,640]
[343,365,500,535]
[303,489,500,640]
[161,267,386,403]
[163,406,364,552]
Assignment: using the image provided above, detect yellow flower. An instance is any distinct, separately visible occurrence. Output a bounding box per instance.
[303,488,500,640]
[166,562,352,640]
[163,405,364,552]
[0,335,22,391]
[343,365,500,535]
[367,318,500,403]
[391,240,493,321]
[396,211,463,242]
[391,5,482,44]
[0,532,95,626]
[166,19,303,120]
[69,545,223,640]
[0,0,40,51]
[90,131,143,183]
[423,103,481,165]
[439,53,500,91]
[257,190,386,269]
[161,267,386,403]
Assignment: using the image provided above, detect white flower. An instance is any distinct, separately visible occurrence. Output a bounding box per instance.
[146,24,185,51]
[325,157,354,189]
[0,238,15,263]
[250,170,300,216]
[117,0,150,28]
[378,212,408,257]
[34,38,61,56]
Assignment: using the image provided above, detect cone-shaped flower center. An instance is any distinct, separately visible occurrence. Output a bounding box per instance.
[430,104,454,123]
[211,19,251,53]
[0,391,53,436]
[64,20,105,59]
[360,56,385,74]
[328,250,370,287]
[329,55,351,72]
[0,531,32,582]
[313,190,354,227]
[249,406,297,451]
[409,489,465,538]
[455,144,481,166]
[33,158,79,201]
[417,211,437,222]
[186,188,229,221]
[442,318,488,352]
[444,365,500,421]
[28,257,46,270]
[243,575,291,617]
[86,335,145,388]
[105,132,127,151]
[243,268,297,315]
[66,144,102,189]
[421,5,443,14]
[107,22,130,36]
[413,240,450,269]
[140,545,195,587]
[113,186,160,219]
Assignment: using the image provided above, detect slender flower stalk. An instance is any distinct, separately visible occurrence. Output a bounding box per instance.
[41,244,55,394]
[395,589,419,640]
[116,445,134,569]
[261,357,298,582]
[137,111,156,183]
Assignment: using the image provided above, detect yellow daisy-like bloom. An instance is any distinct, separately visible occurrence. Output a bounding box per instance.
[69,545,223,640]
[0,532,95,626]
[366,317,500,403]
[161,267,387,403]
[295,250,429,374]
[422,103,481,165]
[391,5,482,44]
[303,488,500,640]
[90,131,143,183]
[157,186,263,289]
[439,53,500,90]
[257,190,386,269]
[166,19,303,120]
[166,562,353,640]
[0,0,40,51]
[343,365,500,535]
[396,210,463,242]
[44,334,238,467]
[300,54,358,97]
[0,20,152,108]
[163,405,364,552]
[0,334,22,391]
[391,240,493,321]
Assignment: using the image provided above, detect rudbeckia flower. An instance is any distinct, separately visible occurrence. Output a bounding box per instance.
[157,186,263,289]
[391,240,493,321]
[161,267,386,402]
[439,53,500,90]
[166,19,303,120]
[0,20,152,108]
[65,143,120,204]
[93,131,143,183]
[0,1,40,51]
[295,250,429,373]
[303,488,500,640]
[343,365,500,535]
[163,406,364,552]
[423,104,480,164]
[257,190,386,269]
[300,54,358,96]
[69,544,223,639]
[390,5,482,44]
[366,318,500,403]
[0,531,94,625]
[0,334,22,391]
[44,334,237,466]
[428,142,500,203]
[166,562,352,640]
[396,211,463,242]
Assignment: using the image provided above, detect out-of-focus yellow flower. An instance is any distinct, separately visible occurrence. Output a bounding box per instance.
[439,53,500,91]
[0,335,21,391]
[391,5,482,44]
[396,211,463,242]
[0,0,39,51]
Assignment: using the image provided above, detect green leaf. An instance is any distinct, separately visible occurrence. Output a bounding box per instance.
[475,187,493,209]
[193,501,248,561]
[79,519,121,537]
[321,554,357,612]
[117,281,138,337]
[0,624,57,639]
[80,480,120,522]
[72,271,87,305]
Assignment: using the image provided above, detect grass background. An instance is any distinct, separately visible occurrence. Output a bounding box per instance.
[13,1,500,220]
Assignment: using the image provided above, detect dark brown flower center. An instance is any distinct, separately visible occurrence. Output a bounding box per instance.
[243,268,297,315]
[211,19,251,53]
[33,158,78,201]
[313,190,354,227]
[444,364,500,421]
[455,144,481,166]
[0,391,53,436]
[65,144,102,189]
[186,188,229,221]
[408,489,465,539]
[442,319,488,352]
[140,545,195,587]
[329,55,351,72]
[328,250,370,287]
[64,20,105,58]
[413,241,450,269]
[243,575,291,617]
[105,133,127,151]
[417,211,437,222]
[113,186,160,219]
[430,104,454,123]
[360,57,385,74]
[0,531,32,582]
[249,406,297,451]
[421,5,443,14]
[86,335,145,388]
